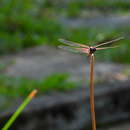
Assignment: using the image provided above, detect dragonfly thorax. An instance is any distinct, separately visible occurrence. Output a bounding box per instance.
[90,47,96,54]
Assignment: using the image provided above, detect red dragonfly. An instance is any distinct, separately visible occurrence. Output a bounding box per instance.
[58,37,123,56]
[58,36,124,130]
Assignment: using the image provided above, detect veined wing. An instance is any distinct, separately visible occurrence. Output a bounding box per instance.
[96,46,119,50]
[58,45,89,54]
[95,37,124,48]
[59,38,89,48]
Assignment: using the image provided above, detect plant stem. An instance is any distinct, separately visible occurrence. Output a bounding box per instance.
[2,90,38,130]
[89,54,96,130]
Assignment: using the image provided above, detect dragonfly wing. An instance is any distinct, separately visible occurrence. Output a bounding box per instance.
[96,46,119,50]
[95,37,124,48]
[58,45,89,54]
[59,38,89,48]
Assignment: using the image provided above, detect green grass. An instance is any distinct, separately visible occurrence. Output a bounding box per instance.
[0,16,63,53]
[1,17,130,63]
[0,0,64,53]
[2,90,37,130]
[0,13,130,63]
[67,1,130,17]
[86,0,130,9]
[0,0,130,63]
[40,0,130,17]
[0,73,76,98]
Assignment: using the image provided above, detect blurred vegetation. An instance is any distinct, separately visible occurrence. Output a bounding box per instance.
[67,0,130,16]
[0,0,64,53]
[0,73,76,98]
[0,0,129,107]
[43,0,130,17]
[0,0,130,62]
[0,0,130,109]
[0,0,130,63]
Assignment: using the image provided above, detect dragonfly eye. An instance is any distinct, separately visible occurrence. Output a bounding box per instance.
[90,47,96,53]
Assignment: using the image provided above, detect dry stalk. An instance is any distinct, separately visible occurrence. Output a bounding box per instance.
[89,54,96,130]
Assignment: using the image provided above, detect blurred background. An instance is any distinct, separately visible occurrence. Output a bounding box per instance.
[0,0,130,130]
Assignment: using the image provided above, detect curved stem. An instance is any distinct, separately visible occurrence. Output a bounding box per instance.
[89,54,96,130]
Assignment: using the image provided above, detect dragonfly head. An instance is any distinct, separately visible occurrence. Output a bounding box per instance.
[90,47,96,54]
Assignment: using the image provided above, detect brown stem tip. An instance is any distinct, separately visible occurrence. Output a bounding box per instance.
[29,89,38,99]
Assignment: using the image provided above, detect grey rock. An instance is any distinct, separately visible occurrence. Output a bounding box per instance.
[59,14,130,29]
[1,81,130,130]
[1,45,129,87]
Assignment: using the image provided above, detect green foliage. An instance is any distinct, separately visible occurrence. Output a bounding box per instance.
[67,1,85,17]
[42,0,130,17]
[38,74,76,92]
[66,0,130,17]
[86,0,130,9]
[0,74,76,97]
[0,0,130,63]
[0,0,64,54]
[0,15,63,53]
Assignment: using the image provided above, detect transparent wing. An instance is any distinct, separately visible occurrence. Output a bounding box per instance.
[59,38,89,48]
[95,37,124,48]
[58,45,89,54]
[96,46,119,50]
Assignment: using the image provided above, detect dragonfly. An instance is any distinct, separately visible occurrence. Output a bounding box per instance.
[58,36,124,130]
[58,37,124,56]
